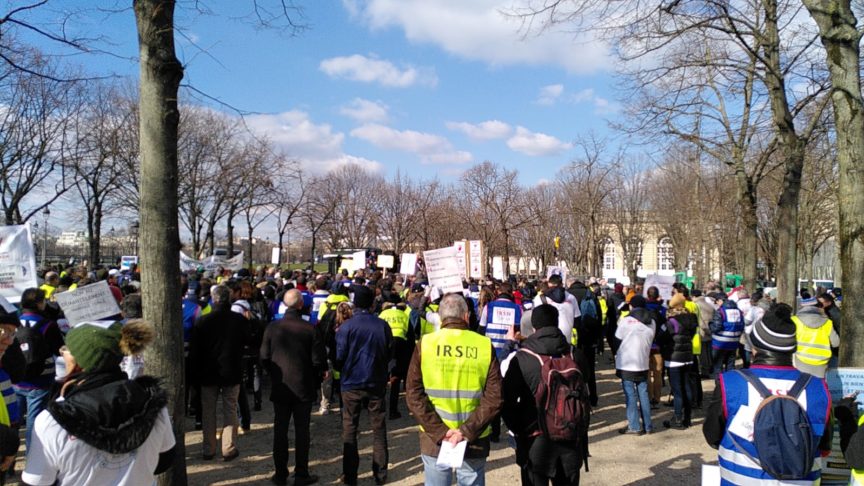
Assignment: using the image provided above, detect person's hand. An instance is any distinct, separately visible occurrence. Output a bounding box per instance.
[0,455,14,472]
[444,428,464,445]
[845,391,860,400]
[506,326,517,342]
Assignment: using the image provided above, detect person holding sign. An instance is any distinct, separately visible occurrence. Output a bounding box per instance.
[406,293,502,486]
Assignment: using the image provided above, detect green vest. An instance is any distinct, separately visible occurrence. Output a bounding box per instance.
[420,328,492,437]
[380,307,409,340]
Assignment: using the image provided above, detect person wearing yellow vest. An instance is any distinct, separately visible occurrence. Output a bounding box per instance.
[39,272,59,300]
[793,296,839,379]
[406,293,502,486]
[834,394,864,485]
[379,293,412,420]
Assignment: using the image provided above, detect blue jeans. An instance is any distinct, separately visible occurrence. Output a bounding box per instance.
[621,379,652,432]
[421,454,485,486]
[668,366,693,424]
[15,386,49,451]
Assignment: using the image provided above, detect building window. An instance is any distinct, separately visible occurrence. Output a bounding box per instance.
[602,238,615,270]
[658,237,674,271]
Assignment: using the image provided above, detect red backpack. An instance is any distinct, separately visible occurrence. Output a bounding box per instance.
[520,348,591,443]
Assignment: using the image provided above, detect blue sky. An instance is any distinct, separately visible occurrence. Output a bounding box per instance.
[21,1,621,185]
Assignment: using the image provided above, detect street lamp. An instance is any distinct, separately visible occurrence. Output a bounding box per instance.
[41,207,50,269]
[108,227,115,264]
[131,221,139,256]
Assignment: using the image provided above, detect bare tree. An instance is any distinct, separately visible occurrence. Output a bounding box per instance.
[608,162,650,283]
[319,164,383,249]
[271,158,304,266]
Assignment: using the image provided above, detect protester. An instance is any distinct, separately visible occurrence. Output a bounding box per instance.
[406,293,502,486]
[378,293,411,420]
[615,295,656,435]
[189,285,250,461]
[532,276,576,344]
[792,296,839,379]
[657,294,697,430]
[703,303,833,484]
[710,293,744,375]
[0,313,21,484]
[644,286,666,409]
[834,394,864,484]
[260,289,326,486]
[335,285,392,486]
[22,320,176,486]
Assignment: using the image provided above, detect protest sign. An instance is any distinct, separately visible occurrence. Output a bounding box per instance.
[453,240,468,279]
[377,254,395,269]
[546,265,568,283]
[823,368,864,484]
[54,280,121,325]
[399,253,417,275]
[0,224,37,303]
[469,240,484,279]
[180,252,245,272]
[492,256,504,281]
[423,246,464,294]
[271,248,280,265]
[120,256,138,271]
[643,274,677,301]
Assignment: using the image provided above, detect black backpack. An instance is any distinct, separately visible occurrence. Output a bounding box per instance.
[729,370,815,480]
[18,318,52,381]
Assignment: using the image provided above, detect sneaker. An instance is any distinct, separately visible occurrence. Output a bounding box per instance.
[618,427,644,436]
[663,418,688,430]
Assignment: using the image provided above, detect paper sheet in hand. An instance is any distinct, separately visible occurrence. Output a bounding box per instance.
[54,280,121,325]
[0,224,37,303]
[437,440,467,469]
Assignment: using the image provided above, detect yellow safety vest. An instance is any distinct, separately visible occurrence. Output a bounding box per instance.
[599,297,608,326]
[684,300,700,316]
[571,326,579,347]
[39,284,56,299]
[421,304,439,337]
[685,301,702,355]
[380,307,409,340]
[420,328,492,438]
[318,294,349,321]
[851,414,864,485]
[793,316,833,367]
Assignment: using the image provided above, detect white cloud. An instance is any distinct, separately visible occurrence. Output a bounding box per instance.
[340,98,390,123]
[245,110,382,174]
[536,84,564,105]
[350,123,472,164]
[572,88,595,103]
[506,126,572,157]
[319,54,437,87]
[445,120,511,141]
[343,0,611,74]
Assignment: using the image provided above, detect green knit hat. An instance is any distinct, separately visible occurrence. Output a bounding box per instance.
[65,322,124,372]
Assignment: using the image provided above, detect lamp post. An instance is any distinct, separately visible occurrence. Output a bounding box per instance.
[108,227,115,264]
[41,207,50,269]
[131,221,139,256]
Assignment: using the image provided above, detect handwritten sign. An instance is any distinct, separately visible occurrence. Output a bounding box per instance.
[643,274,676,301]
[453,240,468,279]
[423,247,464,295]
[0,224,37,304]
[54,280,121,325]
[823,368,864,484]
[399,253,418,276]
[469,240,484,279]
[546,265,568,283]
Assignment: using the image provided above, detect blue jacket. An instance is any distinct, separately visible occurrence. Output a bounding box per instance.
[711,301,744,351]
[335,310,392,391]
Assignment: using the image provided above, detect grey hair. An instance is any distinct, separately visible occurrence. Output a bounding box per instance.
[283,289,303,309]
[438,293,468,321]
[211,285,232,305]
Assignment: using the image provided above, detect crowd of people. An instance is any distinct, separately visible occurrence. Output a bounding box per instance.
[0,259,859,486]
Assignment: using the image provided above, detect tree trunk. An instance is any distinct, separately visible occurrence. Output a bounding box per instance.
[133,1,186,484]
[803,0,864,367]
[226,208,235,257]
[246,221,253,267]
[310,230,317,270]
[734,171,759,293]
[277,231,285,266]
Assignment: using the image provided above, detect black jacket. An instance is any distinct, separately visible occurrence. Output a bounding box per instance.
[658,312,697,362]
[260,309,327,403]
[835,397,864,469]
[189,306,250,386]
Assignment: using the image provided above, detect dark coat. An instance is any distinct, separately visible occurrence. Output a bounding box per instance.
[260,309,327,404]
[334,309,392,392]
[658,311,698,362]
[189,306,250,386]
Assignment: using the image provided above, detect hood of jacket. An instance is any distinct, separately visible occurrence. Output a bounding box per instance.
[48,370,168,455]
[544,286,567,304]
[521,325,570,356]
[796,306,829,328]
[628,307,654,326]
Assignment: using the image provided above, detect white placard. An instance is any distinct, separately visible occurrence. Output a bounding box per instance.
[492,256,504,281]
[120,256,138,271]
[351,250,366,272]
[54,280,122,325]
[271,247,280,265]
[399,253,418,275]
[377,254,395,269]
[701,465,721,486]
[0,224,37,304]
[643,274,676,301]
[453,240,468,279]
[546,265,568,283]
[437,440,467,469]
[469,240,484,279]
[492,306,516,325]
[423,246,464,295]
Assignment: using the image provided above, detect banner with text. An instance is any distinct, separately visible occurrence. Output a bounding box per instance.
[546,265,568,283]
[643,274,677,301]
[0,224,37,304]
[179,252,246,272]
[453,240,468,279]
[469,240,484,279]
[54,280,122,325]
[823,368,864,484]
[423,246,464,295]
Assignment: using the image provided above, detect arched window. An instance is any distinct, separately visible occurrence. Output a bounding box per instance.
[658,237,675,271]
[601,238,615,270]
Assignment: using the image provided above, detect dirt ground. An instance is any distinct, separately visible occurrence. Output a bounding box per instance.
[10,357,719,485]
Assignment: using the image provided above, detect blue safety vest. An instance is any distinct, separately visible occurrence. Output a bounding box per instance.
[712,306,744,351]
[717,366,830,485]
[483,299,521,358]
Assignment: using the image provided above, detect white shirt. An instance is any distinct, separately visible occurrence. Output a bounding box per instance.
[615,314,656,372]
[23,407,175,486]
[532,294,576,341]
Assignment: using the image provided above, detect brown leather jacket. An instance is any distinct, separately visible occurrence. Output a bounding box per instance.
[405,318,503,458]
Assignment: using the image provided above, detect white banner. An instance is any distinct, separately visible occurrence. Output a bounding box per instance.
[492,256,504,281]
[180,251,246,272]
[643,274,677,301]
[54,280,121,325]
[270,248,280,265]
[0,224,37,303]
[546,265,568,283]
[399,253,417,275]
[453,240,468,279]
[376,254,394,269]
[469,240,484,279]
[120,256,138,271]
[423,246,464,295]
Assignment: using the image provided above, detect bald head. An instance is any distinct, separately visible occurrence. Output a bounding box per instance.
[283,289,303,310]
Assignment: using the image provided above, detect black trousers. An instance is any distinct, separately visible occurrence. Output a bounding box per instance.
[272,397,313,479]
[341,387,388,484]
